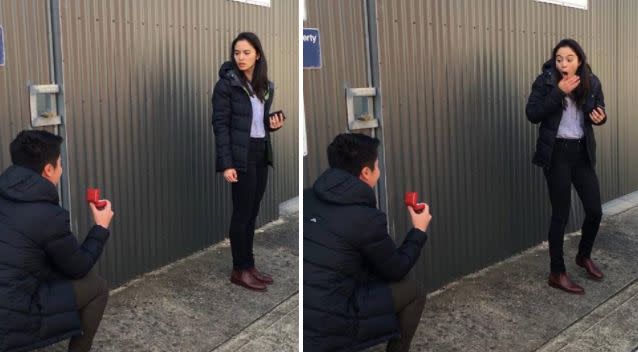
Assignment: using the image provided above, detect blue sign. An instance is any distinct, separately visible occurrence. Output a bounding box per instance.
[303,28,321,69]
[0,26,4,67]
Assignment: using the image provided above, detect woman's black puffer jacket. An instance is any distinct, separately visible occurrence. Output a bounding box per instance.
[212,61,279,172]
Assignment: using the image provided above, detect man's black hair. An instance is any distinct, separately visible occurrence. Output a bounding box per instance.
[327,133,380,176]
[10,130,63,174]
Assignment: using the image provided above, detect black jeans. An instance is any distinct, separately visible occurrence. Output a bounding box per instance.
[68,271,109,352]
[229,138,269,270]
[387,279,426,352]
[543,138,603,273]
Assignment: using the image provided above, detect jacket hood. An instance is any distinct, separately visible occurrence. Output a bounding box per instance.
[312,168,376,207]
[218,61,275,97]
[542,58,555,72]
[218,61,241,82]
[0,165,59,204]
[540,59,560,84]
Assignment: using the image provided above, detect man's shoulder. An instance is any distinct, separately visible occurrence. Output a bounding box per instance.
[20,200,69,230]
[32,205,70,245]
[36,202,69,230]
[0,198,69,245]
[303,188,381,214]
[1,193,65,213]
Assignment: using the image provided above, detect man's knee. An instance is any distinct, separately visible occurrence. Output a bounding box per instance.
[415,291,427,309]
[390,278,423,312]
[91,275,109,309]
[408,281,427,314]
[95,275,109,297]
[72,272,109,309]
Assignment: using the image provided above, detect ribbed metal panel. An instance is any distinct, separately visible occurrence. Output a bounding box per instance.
[0,0,54,166]
[302,0,369,186]
[618,0,638,193]
[304,0,638,292]
[57,0,298,286]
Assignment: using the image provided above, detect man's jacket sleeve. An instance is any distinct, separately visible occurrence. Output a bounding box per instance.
[360,212,428,282]
[43,209,110,279]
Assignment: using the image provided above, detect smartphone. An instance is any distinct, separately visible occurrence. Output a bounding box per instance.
[268,110,286,120]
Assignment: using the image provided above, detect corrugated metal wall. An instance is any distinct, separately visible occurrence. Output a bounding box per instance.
[58,0,298,286]
[618,0,638,193]
[304,0,638,292]
[302,0,369,186]
[0,0,55,165]
[0,0,297,287]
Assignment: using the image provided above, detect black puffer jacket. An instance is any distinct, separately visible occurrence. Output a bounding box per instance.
[211,61,278,172]
[526,59,607,168]
[303,168,428,352]
[0,165,109,352]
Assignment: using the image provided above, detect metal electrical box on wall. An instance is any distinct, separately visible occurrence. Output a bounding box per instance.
[0,25,5,66]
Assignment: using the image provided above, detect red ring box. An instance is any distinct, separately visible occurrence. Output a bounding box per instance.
[86,188,107,210]
[404,192,425,213]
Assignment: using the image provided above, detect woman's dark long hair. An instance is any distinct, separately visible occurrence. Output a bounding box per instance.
[551,38,591,107]
[231,32,269,102]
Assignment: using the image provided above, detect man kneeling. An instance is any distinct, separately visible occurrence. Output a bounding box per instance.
[304,133,431,352]
[0,130,114,352]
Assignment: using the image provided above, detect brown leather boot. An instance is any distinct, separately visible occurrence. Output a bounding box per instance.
[230,270,267,291]
[548,272,585,294]
[576,256,604,280]
[248,267,274,284]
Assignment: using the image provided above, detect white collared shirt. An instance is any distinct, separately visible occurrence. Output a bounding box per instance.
[557,96,584,139]
[249,91,266,138]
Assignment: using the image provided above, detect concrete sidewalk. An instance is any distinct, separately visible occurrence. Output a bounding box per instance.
[36,210,299,352]
[404,204,638,352]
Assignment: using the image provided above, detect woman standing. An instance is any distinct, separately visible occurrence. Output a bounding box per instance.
[212,32,285,292]
[526,39,607,294]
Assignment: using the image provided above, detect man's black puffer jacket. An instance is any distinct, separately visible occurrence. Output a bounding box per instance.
[0,165,110,352]
[303,168,428,352]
